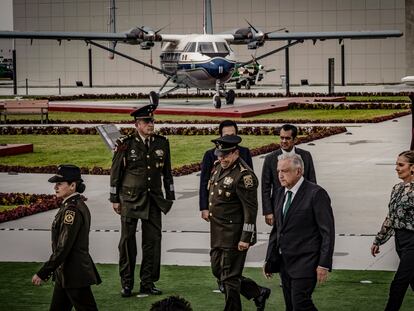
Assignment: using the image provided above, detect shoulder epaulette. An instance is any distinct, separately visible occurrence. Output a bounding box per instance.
[117,134,134,144]
[239,162,248,173]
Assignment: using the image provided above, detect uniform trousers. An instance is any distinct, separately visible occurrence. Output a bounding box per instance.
[211,248,262,311]
[49,280,98,311]
[118,204,162,290]
[279,257,317,311]
[384,229,414,311]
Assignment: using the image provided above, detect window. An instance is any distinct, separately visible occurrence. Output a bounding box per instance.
[197,42,215,54]
[215,42,229,53]
[184,42,196,52]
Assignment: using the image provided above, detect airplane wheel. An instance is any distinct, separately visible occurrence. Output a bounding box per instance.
[245,81,251,90]
[149,91,159,107]
[236,82,241,89]
[213,95,221,109]
[225,89,235,105]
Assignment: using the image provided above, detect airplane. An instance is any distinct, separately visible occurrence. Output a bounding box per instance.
[401,76,414,86]
[0,0,403,108]
[229,59,276,90]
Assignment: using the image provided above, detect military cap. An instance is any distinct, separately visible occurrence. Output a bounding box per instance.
[48,164,83,183]
[212,135,242,156]
[130,104,157,120]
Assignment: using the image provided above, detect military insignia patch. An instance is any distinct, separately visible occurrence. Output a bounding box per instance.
[64,210,75,225]
[243,175,254,188]
[155,149,164,157]
[223,177,233,186]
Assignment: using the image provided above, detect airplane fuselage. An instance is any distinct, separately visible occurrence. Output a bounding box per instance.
[160,34,237,89]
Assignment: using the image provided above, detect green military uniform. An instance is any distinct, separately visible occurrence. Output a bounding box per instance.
[110,131,175,292]
[209,156,262,311]
[37,193,101,311]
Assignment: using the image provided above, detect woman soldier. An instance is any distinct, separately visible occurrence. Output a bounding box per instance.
[32,164,101,311]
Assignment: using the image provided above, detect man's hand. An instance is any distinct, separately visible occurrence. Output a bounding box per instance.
[112,203,121,215]
[263,262,273,279]
[371,244,380,257]
[32,274,43,286]
[201,210,210,222]
[264,214,274,226]
[238,241,250,252]
[316,267,329,284]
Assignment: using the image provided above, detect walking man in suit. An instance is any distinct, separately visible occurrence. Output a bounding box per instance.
[264,153,335,311]
[261,124,316,226]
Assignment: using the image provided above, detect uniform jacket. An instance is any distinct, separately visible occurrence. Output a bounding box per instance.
[37,194,101,288]
[199,146,253,211]
[261,147,316,215]
[265,180,335,278]
[110,133,175,219]
[208,158,258,248]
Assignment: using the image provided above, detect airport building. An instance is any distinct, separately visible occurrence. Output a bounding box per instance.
[4,0,412,87]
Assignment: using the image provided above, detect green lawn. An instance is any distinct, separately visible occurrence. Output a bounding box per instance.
[0,263,412,311]
[345,96,411,102]
[0,205,17,212]
[4,108,409,123]
[0,135,279,169]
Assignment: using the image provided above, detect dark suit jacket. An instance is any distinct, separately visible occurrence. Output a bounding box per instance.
[199,146,253,211]
[265,180,335,278]
[261,147,316,216]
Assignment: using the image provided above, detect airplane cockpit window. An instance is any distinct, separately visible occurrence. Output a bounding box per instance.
[215,42,229,54]
[197,42,215,54]
[184,42,196,52]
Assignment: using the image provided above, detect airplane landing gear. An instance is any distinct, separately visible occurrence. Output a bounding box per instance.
[213,94,221,109]
[149,91,159,107]
[225,89,235,105]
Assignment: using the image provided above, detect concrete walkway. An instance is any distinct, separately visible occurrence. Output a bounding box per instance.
[0,114,412,271]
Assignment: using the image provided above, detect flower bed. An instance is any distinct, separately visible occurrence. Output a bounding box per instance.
[0,126,346,176]
[0,192,61,223]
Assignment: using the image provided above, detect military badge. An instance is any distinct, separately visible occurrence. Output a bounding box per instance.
[218,189,222,195]
[155,149,164,157]
[225,192,231,197]
[131,150,135,154]
[223,176,234,186]
[64,210,75,225]
[243,175,254,188]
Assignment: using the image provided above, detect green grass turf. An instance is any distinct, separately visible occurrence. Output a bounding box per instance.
[0,262,412,311]
[0,205,18,212]
[0,135,280,169]
[345,96,410,102]
[4,108,409,123]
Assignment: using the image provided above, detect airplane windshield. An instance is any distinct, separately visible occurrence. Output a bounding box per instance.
[215,42,229,53]
[197,42,215,54]
[184,42,196,52]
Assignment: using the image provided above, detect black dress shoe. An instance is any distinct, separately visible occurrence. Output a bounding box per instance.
[140,285,163,295]
[253,287,271,311]
[121,287,132,298]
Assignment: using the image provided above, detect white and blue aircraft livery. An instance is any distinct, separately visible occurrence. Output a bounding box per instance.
[0,0,403,108]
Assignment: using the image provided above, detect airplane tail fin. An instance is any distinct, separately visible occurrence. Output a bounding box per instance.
[107,0,117,59]
[203,0,213,34]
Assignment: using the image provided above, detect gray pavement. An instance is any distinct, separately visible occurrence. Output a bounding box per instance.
[1,113,411,271]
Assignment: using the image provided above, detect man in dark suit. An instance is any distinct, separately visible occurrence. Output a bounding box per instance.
[110,104,175,297]
[261,124,316,226]
[264,153,335,311]
[200,119,253,221]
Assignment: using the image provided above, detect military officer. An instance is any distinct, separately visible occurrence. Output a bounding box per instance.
[110,104,175,297]
[208,135,271,311]
[32,165,101,311]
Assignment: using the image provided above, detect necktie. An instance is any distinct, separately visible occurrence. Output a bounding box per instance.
[144,138,149,150]
[283,191,293,217]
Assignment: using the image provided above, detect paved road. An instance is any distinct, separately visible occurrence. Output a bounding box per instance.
[1,113,411,270]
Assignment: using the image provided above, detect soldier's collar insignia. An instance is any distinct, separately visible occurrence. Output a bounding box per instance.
[223,176,234,186]
[131,150,135,154]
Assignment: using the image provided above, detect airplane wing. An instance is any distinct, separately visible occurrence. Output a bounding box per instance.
[0,29,185,45]
[221,29,403,49]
